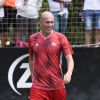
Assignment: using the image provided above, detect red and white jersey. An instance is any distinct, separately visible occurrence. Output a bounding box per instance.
[29,31,73,90]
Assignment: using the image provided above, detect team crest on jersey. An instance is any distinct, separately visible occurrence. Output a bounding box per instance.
[34,43,39,46]
[51,42,57,47]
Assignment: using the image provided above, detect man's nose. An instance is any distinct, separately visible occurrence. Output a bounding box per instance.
[48,22,53,26]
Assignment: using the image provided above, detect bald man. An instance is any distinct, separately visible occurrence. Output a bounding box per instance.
[28,11,74,100]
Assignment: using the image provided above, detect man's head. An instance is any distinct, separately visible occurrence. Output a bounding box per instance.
[40,11,54,35]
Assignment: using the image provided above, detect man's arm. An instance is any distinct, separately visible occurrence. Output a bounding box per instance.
[29,53,34,81]
[64,54,74,84]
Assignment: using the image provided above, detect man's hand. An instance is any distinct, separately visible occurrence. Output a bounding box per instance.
[64,72,72,84]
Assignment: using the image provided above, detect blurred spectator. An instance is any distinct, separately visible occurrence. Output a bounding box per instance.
[83,0,100,47]
[47,0,71,34]
[0,0,4,18]
[59,0,68,16]
[0,0,4,47]
[15,0,43,47]
[1,0,18,47]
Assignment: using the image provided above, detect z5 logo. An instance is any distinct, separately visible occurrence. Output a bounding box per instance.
[8,54,32,95]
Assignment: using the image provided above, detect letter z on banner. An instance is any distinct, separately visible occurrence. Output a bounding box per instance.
[8,54,32,95]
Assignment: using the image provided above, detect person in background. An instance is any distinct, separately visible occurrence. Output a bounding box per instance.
[28,11,74,100]
[0,0,4,47]
[47,0,71,34]
[15,0,43,47]
[59,0,69,16]
[59,2,64,16]
[83,0,100,47]
[0,0,4,18]
[1,0,18,47]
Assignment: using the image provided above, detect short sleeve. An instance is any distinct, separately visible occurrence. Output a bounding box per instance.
[61,34,74,56]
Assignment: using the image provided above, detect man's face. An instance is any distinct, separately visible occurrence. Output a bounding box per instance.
[40,17,54,34]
